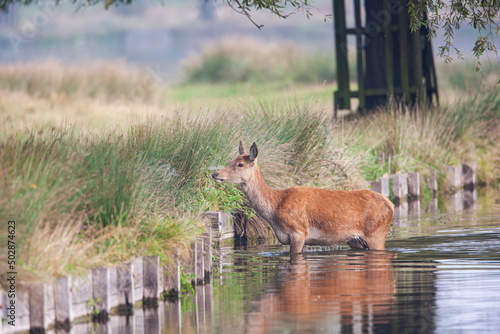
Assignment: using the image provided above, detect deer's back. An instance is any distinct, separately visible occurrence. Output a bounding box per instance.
[275,187,394,236]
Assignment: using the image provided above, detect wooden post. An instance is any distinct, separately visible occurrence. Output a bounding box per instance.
[446,165,463,192]
[371,176,390,198]
[10,286,30,332]
[71,271,92,319]
[203,211,234,240]
[407,172,420,199]
[116,262,135,313]
[109,266,118,309]
[203,229,212,282]
[383,0,394,98]
[462,163,476,191]
[143,256,161,305]
[132,257,144,303]
[333,0,351,111]
[92,267,110,321]
[29,281,54,331]
[163,250,181,298]
[426,170,438,197]
[411,15,424,102]
[353,0,365,110]
[196,237,205,285]
[390,174,408,204]
[185,241,197,287]
[55,275,73,329]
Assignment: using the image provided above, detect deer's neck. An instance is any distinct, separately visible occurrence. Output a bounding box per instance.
[240,166,279,222]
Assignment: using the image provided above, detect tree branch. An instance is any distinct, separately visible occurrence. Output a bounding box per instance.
[227,0,264,30]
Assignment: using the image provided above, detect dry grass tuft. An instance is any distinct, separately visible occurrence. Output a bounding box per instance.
[181,35,336,84]
[0,59,154,101]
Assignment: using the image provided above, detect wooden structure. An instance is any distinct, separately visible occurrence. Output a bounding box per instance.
[333,0,439,114]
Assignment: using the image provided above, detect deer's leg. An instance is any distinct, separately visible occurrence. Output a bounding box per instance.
[289,233,306,253]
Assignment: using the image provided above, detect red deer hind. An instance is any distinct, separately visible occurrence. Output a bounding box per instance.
[212,141,394,252]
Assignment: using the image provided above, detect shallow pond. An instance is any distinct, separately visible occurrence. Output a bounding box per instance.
[104,190,500,333]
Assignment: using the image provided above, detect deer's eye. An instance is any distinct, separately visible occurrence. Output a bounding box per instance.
[237,163,244,167]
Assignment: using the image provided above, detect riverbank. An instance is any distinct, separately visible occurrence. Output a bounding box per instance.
[0,60,499,282]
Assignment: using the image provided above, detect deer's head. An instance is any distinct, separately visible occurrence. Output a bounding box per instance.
[212,141,258,184]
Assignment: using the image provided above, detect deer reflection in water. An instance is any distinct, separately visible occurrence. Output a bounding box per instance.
[243,251,396,333]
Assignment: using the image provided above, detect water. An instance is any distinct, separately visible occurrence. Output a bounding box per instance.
[100,192,500,333]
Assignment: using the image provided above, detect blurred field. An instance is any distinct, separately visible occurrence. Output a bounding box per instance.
[0,54,499,280]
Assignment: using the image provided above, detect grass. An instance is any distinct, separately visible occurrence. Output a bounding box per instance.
[181,36,337,84]
[356,85,500,187]
[0,59,499,281]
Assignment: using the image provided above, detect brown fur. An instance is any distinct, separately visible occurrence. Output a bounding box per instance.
[212,142,394,252]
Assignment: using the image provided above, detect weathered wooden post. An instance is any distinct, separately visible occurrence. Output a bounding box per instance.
[390,173,408,204]
[185,241,197,287]
[203,211,234,240]
[116,262,135,314]
[425,170,439,197]
[71,271,92,319]
[196,237,205,285]
[203,229,212,281]
[163,249,181,298]
[407,172,420,199]
[370,176,390,198]
[132,257,144,303]
[92,267,110,321]
[446,165,463,192]
[462,163,476,191]
[54,275,73,329]
[333,0,438,114]
[29,281,55,332]
[14,287,31,333]
[143,256,161,305]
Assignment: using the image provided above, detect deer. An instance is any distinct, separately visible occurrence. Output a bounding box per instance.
[212,141,394,252]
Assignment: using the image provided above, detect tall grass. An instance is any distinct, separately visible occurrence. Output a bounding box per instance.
[357,86,500,187]
[0,60,152,101]
[181,36,337,84]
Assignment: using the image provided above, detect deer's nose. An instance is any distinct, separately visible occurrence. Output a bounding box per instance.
[212,172,219,179]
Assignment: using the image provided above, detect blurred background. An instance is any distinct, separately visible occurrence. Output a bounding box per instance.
[0,0,489,84]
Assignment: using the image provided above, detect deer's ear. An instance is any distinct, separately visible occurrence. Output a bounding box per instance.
[238,141,246,155]
[249,142,258,161]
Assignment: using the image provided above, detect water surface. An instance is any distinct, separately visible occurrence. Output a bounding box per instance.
[105,191,500,334]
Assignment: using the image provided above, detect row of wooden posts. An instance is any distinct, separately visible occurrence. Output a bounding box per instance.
[1,218,233,334]
[0,165,478,333]
[369,163,476,202]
